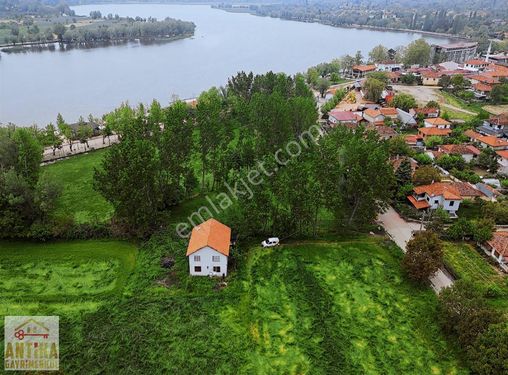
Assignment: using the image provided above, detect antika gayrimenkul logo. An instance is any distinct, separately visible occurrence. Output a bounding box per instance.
[4,316,59,371]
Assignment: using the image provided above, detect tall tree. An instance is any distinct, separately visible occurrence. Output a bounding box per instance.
[402,230,443,283]
[56,113,74,152]
[368,44,389,63]
[403,38,431,66]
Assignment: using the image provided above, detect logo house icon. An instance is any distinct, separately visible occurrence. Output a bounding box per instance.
[14,319,50,341]
[4,316,59,371]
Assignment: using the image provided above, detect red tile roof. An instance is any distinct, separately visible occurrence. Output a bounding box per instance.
[425,117,451,126]
[439,144,480,155]
[465,130,508,148]
[364,108,382,118]
[380,107,398,116]
[413,182,462,200]
[473,83,493,92]
[450,182,484,198]
[418,128,452,137]
[496,150,508,159]
[329,110,358,122]
[488,113,508,127]
[465,59,489,66]
[353,65,377,72]
[407,195,430,209]
[186,219,231,256]
[487,232,508,257]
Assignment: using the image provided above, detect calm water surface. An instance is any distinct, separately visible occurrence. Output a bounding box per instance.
[0,4,451,126]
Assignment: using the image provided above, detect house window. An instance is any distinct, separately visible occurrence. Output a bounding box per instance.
[434,200,439,204]
[212,256,220,262]
[194,266,202,272]
[194,255,201,262]
[213,266,221,273]
[449,201,455,207]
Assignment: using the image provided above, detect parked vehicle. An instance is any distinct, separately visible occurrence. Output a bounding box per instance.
[261,237,280,248]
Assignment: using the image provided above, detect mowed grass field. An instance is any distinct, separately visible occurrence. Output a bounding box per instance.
[58,237,467,374]
[0,240,137,317]
[43,150,113,224]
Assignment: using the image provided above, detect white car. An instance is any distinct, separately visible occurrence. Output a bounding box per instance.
[261,237,280,248]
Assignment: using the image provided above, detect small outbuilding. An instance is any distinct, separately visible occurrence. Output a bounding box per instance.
[186,219,231,277]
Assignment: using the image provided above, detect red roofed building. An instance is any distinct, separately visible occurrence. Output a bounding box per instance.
[363,108,385,124]
[352,65,376,78]
[408,182,462,217]
[328,110,360,128]
[438,144,480,162]
[418,127,452,138]
[380,107,398,119]
[464,130,508,150]
[472,83,493,98]
[482,232,508,272]
[424,117,452,129]
[421,71,443,86]
[186,218,231,276]
[413,107,440,118]
[464,59,490,71]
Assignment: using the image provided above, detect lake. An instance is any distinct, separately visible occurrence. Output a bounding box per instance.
[0,4,451,126]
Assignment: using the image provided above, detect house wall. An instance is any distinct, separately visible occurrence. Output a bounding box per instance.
[424,194,461,214]
[422,77,439,86]
[188,246,228,277]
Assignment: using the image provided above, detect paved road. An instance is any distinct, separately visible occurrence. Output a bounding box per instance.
[43,134,119,163]
[377,206,454,293]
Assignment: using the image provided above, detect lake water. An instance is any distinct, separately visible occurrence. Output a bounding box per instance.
[0,4,451,126]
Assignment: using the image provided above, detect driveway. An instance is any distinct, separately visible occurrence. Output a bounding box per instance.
[377,206,454,293]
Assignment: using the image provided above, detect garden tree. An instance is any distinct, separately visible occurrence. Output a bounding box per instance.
[11,127,43,187]
[438,75,451,89]
[53,23,66,41]
[306,67,319,87]
[317,77,330,98]
[490,83,508,104]
[363,77,385,102]
[340,54,355,75]
[289,96,318,137]
[102,122,113,144]
[321,88,347,114]
[441,111,450,121]
[56,113,74,152]
[196,88,223,190]
[425,100,440,109]
[400,73,417,85]
[329,72,340,83]
[482,201,508,224]
[395,158,413,186]
[472,218,495,243]
[94,132,163,236]
[424,135,443,149]
[436,154,465,171]
[366,71,389,84]
[403,38,431,66]
[468,324,508,375]
[446,217,475,240]
[318,126,395,227]
[354,50,363,65]
[44,123,62,155]
[438,281,503,349]
[77,116,92,148]
[368,44,388,63]
[413,165,441,186]
[412,153,433,165]
[392,93,417,112]
[227,71,254,101]
[388,136,413,157]
[477,147,499,173]
[450,74,470,91]
[425,207,449,236]
[402,230,443,283]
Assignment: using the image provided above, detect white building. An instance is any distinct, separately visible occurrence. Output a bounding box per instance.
[482,232,508,272]
[424,117,452,129]
[186,219,231,277]
[407,182,462,217]
[375,61,403,72]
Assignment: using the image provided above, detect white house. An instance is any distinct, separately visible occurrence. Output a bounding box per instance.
[463,58,489,72]
[482,232,508,272]
[375,61,403,72]
[407,182,462,217]
[363,109,384,125]
[186,218,231,277]
[424,117,451,129]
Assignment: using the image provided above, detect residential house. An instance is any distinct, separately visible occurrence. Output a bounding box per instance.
[397,109,418,127]
[421,71,442,86]
[472,83,493,99]
[450,181,484,200]
[387,71,402,84]
[404,134,424,148]
[463,59,490,72]
[411,107,440,119]
[468,74,500,86]
[367,124,397,140]
[328,110,360,128]
[477,114,508,137]
[375,61,403,72]
[418,127,452,139]
[464,130,508,150]
[476,182,500,201]
[363,109,385,125]
[186,219,231,277]
[407,182,463,217]
[438,144,480,162]
[496,150,508,175]
[352,65,376,78]
[380,107,398,121]
[482,232,508,272]
[424,117,452,129]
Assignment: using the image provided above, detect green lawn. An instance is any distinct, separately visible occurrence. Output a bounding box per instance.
[56,237,467,373]
[443,242,508,311]
[0,240,137,308]
[43,150,113,224]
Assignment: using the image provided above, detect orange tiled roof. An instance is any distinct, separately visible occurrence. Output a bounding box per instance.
[186,219,231,256]
[465,59,489,66]
[407,195,430,209]
[353,65,377,72]
[473,83,493,92]
[489,113,508,127]
[465,130,508,148]
[380,107,398,116]
[425,117,451,126]
[471,75,500,84]
[364,108,382,118]
[439,144,480,155]
[487,232,508,257]
[413,182,462,200]
[496,150,508,159]
[418,128,452,137]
